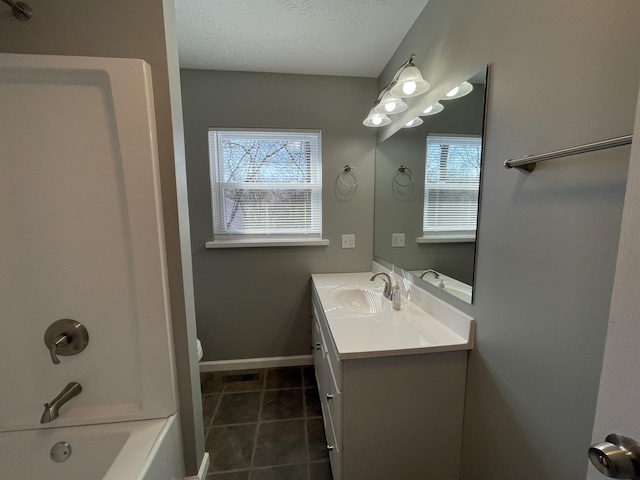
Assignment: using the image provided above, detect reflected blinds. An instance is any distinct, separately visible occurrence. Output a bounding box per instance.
[423,135,481,239]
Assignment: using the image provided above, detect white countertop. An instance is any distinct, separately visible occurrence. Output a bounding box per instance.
[311,272,473,360]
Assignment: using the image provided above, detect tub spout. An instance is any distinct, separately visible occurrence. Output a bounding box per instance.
[40,382,82,423]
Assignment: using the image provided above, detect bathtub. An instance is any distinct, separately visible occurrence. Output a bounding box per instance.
[0,415,184,480]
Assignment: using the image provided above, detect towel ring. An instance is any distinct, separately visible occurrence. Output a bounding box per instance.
[339,165,360,187]
[393,165,413,187]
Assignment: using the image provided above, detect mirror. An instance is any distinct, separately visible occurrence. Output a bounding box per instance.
[374,66,488,303]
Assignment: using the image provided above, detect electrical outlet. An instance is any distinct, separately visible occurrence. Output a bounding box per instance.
[392,233,405,247]
[341,234,356,249]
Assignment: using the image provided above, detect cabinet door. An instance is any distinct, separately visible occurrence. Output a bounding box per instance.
[324,404,342,480]
[324,362,342,447]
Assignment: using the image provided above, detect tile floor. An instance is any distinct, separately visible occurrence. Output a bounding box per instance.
[201,366,333,480]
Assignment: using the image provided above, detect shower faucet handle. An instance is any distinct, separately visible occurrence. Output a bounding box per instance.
[48,334,70,364]
[44,319,89,365]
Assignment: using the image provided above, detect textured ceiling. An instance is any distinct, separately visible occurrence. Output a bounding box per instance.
[175,0,430,78]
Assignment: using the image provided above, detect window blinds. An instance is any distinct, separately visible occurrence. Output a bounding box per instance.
[209,129,322,240]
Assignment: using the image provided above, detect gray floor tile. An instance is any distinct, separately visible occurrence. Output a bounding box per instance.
[213,392,261,425]
[222,370,265,393]
[307,418,329,462]
[206,424,256,472]
[309,461,332,480]
[265,367,302,389]
[202,394,220,426]
[253,419,307,467]
[304,388,322,418]
[203,367,332,479]
[303,366,317,387]
[261,389,304,421]
[201,372,224,394]
[252,464,308,480]
[207,471,250,480]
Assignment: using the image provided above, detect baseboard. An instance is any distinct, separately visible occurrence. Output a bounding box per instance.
[184,451,209,480]
[199,355,313,372]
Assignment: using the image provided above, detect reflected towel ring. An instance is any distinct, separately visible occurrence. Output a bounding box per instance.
[339,165,360,187]
[394,165,413,187]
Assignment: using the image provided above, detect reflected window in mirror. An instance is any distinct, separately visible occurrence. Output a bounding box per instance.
[373,65,488,304]
[422,134,482,243]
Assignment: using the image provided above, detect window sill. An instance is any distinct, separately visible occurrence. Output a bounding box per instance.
[416,235,476,244]
[205,239,330,249]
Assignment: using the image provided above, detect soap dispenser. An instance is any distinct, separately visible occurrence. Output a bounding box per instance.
[392,283,402,310]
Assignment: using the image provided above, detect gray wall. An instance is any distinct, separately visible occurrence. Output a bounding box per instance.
[0,1,204,474]
[180,69,377,361]
[374,87,486,285]
[378,0,640,479]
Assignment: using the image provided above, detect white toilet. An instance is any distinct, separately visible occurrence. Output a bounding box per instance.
[196,338,203,362]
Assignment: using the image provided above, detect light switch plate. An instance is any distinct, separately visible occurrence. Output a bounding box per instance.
[392,233,405,247]
[341,234,356,249]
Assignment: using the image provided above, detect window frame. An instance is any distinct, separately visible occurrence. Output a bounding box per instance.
[420,133,482,243]
[206,128,328,248]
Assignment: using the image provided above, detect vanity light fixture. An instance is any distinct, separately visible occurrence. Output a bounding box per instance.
[389,57,430,98]
[420,102,444,116]
[363,54,429,128]
[442,81,473,100]
[363,107,391,127]
[374,90,408,115]
[403,117,423,128]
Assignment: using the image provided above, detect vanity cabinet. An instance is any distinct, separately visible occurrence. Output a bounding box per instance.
[311,283,468,480]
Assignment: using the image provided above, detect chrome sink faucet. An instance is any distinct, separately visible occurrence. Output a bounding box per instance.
[369,272,393,299]
[40,382,82,423]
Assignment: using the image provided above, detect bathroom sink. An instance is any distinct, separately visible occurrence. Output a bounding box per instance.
[328,286,389,314]
[311,272,474,359]
[410,270,473,303]
[442,284,472,303]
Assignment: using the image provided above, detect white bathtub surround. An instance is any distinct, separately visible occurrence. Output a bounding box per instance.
[0,53,178,431]
[0,54,184,479]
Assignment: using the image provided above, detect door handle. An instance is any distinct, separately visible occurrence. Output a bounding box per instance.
[589,433,640,479]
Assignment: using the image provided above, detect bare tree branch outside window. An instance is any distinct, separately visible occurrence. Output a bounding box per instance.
[209,130,322,239]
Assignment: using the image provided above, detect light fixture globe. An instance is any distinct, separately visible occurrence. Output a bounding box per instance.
[390,66,430,98]
[442,81,473,100]
[374,90,407,115]
[363,107,391,127]
[420,102,444,116]
[403,117,423,128]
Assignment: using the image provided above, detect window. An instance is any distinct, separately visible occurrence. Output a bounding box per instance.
[422,134,482,242]
[207,129,325,247]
